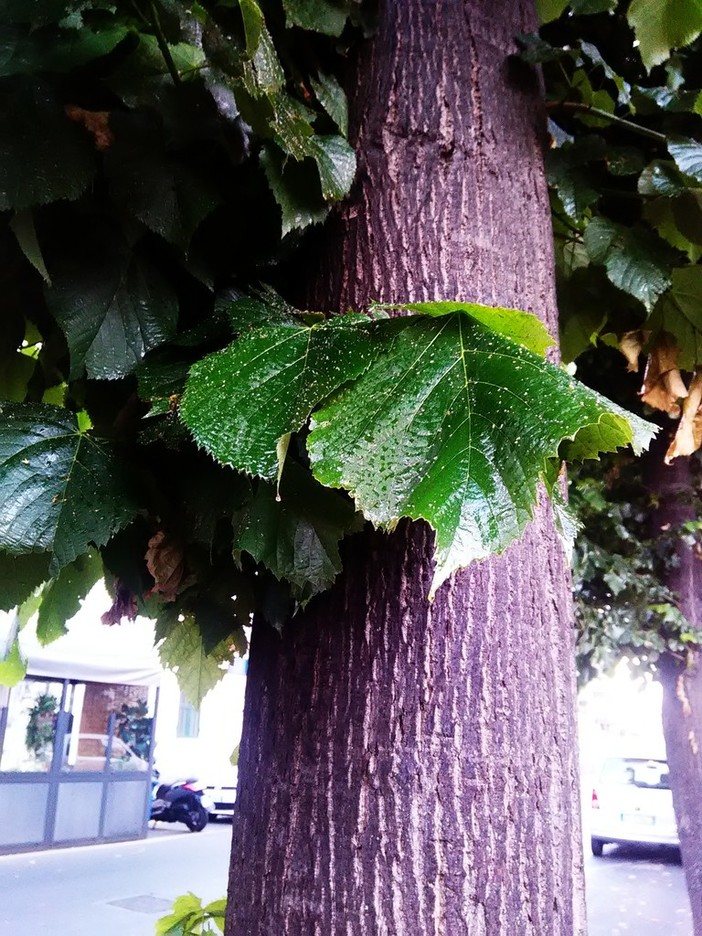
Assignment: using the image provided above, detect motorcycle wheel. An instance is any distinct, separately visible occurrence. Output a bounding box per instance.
[185,803,209,832]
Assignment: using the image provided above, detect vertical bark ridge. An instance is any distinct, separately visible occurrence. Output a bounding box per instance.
[227,0,586,932]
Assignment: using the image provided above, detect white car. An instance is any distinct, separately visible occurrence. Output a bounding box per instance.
[590,756,678,856]
[203,766,238,820]
[70,734,149,772]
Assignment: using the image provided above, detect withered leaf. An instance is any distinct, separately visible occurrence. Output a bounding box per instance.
[665,373,702,463]
[145,530,185,601]
[640,338,688,415]
[65,106,114,151]
[619,330,647,373]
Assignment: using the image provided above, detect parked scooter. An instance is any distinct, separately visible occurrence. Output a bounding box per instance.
[150,777,212,832]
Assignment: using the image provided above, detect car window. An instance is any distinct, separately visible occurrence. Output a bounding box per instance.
[601,757,670,789]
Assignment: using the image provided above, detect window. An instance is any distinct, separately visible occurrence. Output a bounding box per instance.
[0,679,64,773]
[176,694,199,738]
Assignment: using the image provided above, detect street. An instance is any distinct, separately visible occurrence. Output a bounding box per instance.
[585,843,691,935]
[0,821,693,934]
[0,822,232,936]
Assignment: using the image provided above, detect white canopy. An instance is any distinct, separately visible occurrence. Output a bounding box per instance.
[2,584,162,687]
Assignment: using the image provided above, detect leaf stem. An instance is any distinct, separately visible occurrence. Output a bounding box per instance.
[546,101,667,144]
[148,0,182,87]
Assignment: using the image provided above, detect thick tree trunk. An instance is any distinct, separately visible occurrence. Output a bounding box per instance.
[649,436,702,929]
[226,2,586,933]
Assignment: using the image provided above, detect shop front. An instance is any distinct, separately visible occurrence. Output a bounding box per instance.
[0,616,160,854]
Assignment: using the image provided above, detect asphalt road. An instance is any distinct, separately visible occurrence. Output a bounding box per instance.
[585,843,692,936]
[0,820,693,934]
[0,821,233,936]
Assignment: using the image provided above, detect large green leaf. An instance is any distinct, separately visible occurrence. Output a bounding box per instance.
[628,0,702,69]
[36,550,102,645]
[157,614,231,706]
[180,315,376,478]
[46,243,178,380]
[583,218,672,311]
[305,313,656,595]
[0,403,137,574]
[0,551,49,612]
[389,301,555,355]
[0,77,95,210]
[649,266,702,371]
[105,111,221,251]
[233,463,360,601]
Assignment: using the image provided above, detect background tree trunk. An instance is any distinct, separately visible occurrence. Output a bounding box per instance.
[649,437,702,929]
[226,1,587,933]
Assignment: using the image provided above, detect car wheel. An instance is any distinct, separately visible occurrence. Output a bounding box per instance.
[591,837,605,857]
[185,804,209,832]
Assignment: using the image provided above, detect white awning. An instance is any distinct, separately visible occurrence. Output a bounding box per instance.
[2,584,162,687]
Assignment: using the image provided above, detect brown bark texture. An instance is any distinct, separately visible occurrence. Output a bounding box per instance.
[226,1,586,933]
[649,435,702,931]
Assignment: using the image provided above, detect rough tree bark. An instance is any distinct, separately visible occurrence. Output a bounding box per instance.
[649,435,702,929]
[226,1,587,933]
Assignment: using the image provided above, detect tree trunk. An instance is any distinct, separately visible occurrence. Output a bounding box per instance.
[649,435,702,929]
[226,2,586,933]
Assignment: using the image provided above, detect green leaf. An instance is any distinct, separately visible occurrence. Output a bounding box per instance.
[310,71,348,135]
[105,112,221,251]
[260,144,329,235]
[638,160,688,197]
[37,550,102,645]
[546,137,607,220]
[0,551,49,612]
[218,293,298,331]
[308,135,356,201]
[46,243,178,380]
[0,1,83,27]
[180,315,376,479]
[157,615,229,707]
[0,78,95,210]
[0,24,130,79]
[572,0,617,12]
[0,403,137,574]
[386,301,555,356]
[9,210,51,283]
[305,313,657,595]
[0,638,26,687]
[650,266,702,371]
[668,136,702,183]
[282,0,349,36]
[536,0,569,22]
[583,218,672,311]
[643,197,702,260]
[234,462,359,601]
[0,353,36,403]
[627,0,702,69]
[672,189,702,245]
[239,0,264,56]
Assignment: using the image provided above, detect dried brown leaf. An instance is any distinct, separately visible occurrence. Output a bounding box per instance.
[619,330,647,373]
[146,531,185,601]
[65,106,114,151]
[666,373,702,463]
[640,338,688,415]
